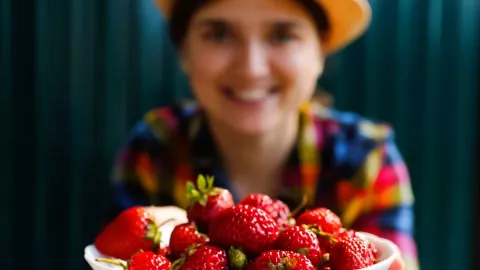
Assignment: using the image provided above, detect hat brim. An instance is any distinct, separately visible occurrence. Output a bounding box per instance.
[154,0,371,54]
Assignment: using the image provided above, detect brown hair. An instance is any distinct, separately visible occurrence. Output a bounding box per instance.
[168,0,330,49]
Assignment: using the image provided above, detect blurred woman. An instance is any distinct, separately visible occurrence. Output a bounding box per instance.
[111,1,417,269]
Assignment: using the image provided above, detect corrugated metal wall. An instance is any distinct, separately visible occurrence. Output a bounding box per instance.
[1,0,478,269]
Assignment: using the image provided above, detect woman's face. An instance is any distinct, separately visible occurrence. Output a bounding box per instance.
[181,0,324,135]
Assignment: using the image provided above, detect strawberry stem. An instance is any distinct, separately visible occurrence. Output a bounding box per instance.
[145,218,172,250]
[318,253,330,268]
[289,194,308,218]
[185,174,219,208]
[297,248,309,255]
[170,256,186,270]
[304,225,338,244]
[96,258,128,269]
[228,247,247,269]
[271,256,298,269]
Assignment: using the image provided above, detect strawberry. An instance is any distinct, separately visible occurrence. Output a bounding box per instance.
[169,222,209,258]
[238,193,293,230]
[172,244,228,270]
[157,246,171,257]
[336,230,378,261]
[329,236,375,270]
[328,229,377,259]
[96,251,171,270]
[296,207,342,234]
[367,241,378,260]
[94,207,163,260]
[274,199,294,229]
[248,250,315,270]
[335,228,357,239]
[301,248,324,268]
[186,175,234,233]
[274,226,323,266]
[208,204,279,255]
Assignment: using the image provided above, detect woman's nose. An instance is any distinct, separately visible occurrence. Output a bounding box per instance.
[233,40,270,80]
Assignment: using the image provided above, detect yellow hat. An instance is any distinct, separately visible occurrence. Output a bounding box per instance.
[154,0,372,54]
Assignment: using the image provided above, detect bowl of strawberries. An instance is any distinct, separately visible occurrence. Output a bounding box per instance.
[85,175,400,270]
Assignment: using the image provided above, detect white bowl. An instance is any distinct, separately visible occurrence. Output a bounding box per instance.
[356,232,400,270]
[84,230,399,270]
[84,224,175,270]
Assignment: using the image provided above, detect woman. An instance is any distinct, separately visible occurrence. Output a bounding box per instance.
[111,0,416,269]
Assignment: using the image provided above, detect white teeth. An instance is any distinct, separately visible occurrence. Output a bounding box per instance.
[234,90,268,101]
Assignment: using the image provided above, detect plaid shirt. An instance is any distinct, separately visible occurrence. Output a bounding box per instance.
[111,100,418,268]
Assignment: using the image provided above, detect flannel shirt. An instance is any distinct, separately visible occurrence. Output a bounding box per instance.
[111,100,418,268]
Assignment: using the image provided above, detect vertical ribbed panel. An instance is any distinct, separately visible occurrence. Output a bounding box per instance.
[0,0,12,269]
[2,0,36,269]
[0,0,478,269]
[35,1,71,269]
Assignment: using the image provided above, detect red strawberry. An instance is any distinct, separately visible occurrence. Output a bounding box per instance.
[329,236,375,270]
[325,228,355,252]
[186,175,234,233]
[157,246,171,257]
[335,228,357,239]
[172,244,228,270]
[337,231,378,261]
[274,226,323,266]
[300,224,337,252]
[96,251,171,270]
[329,229,377,259]
[296,207,342,234]
[274,199,294,229]
[208,204,279,255]
[238,193,292,230]
[169,223,209,258]
[367,241,378,260]
[301,248,324,268]
[248,250,315,270]
[95,207,163,260]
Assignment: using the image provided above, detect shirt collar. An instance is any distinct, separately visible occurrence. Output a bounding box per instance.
[186,102,325,204]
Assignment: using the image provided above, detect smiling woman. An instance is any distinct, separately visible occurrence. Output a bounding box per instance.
[110,0,415,269]
[180,0,325,135]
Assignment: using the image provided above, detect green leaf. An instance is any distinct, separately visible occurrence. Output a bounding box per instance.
[197,175,207,191]
[191,189,200,200]
[207,175,215,188]
[186,182,195,193]
[198,196,207,206]
[187,189,201,204]
[210,188,220,196]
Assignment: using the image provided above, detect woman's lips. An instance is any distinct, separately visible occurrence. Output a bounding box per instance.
[221,86,280,105]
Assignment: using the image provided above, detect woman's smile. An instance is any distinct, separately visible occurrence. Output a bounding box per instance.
[220,85,281,108]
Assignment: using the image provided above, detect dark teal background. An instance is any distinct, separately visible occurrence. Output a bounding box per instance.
[1,0,479,269]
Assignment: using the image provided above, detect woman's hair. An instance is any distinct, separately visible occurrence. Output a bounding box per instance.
[168,0,331,49]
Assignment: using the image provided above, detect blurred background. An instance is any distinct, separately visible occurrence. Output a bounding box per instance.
[1,0,479,269]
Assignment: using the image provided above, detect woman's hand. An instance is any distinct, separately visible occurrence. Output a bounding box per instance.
[144,205,188,226]
[389,244,406,270]
[389,257,405,270]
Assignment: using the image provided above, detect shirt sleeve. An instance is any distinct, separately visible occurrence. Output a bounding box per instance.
[109,114,176,219]
[337,124,419,269]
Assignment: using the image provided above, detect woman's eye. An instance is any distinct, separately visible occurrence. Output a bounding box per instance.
[204,27,232,43]
[269,30,296,45]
